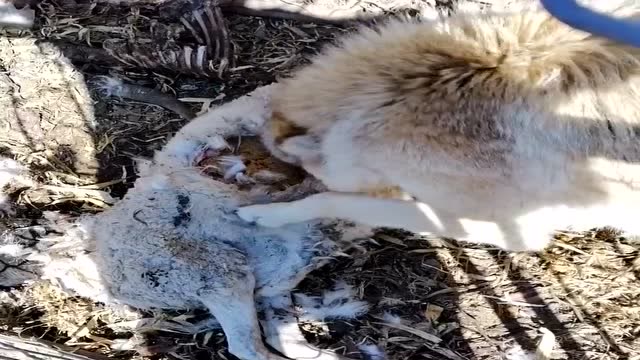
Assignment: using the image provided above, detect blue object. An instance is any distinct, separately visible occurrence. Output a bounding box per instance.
[541,0,640,48]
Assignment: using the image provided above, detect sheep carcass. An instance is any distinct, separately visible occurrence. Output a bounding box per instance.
[36,84,375,360]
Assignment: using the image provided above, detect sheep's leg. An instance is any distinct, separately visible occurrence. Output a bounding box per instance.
[258,294,350,360]
[194,240,288,360]
[153,84,277,170]
[199,283,287,360]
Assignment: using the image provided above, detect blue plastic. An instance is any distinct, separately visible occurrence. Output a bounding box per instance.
[541,0,640,48]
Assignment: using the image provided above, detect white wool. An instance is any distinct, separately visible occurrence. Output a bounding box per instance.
[26,217,114,305]
[504,346,536,360]
[92,75,125,97]
[503,327,556,360]
[0,156,33,215]
[294,281,369,322]
[0,243,30,257]
[358,344,387,360]
[0,2,34,27]
[381,311,404,325]
[0,157,24,186]
[216,155,247,180]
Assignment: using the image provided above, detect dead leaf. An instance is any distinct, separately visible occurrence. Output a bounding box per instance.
[424,303,443,322]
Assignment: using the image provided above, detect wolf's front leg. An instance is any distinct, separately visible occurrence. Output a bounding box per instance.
[236,192,445,234]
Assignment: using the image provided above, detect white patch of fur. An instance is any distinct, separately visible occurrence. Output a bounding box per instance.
[92,75,124,97]
[504,346,536,360]
[504,327,556,360]
[217,155,248,180]
[0,243,30,257]
[0,243,38,286]
[358,344,387,360]
[294,281,369,322]
[0,158,25,186]
[0,156,33,216]
[0,2,34,28]
[27,217,114,305]
[381,312,403,325]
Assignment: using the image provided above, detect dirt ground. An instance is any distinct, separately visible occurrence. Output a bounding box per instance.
[1,1,639,360]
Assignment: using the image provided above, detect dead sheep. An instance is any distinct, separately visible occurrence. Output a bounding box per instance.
[29,85,379,360]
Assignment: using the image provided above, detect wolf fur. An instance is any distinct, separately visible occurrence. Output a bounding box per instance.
[237,0,640,252]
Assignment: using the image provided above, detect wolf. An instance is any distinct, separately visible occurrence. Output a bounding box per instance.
[237,1,640,252]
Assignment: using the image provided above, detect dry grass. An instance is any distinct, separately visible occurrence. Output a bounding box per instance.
[1,1,639,360]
